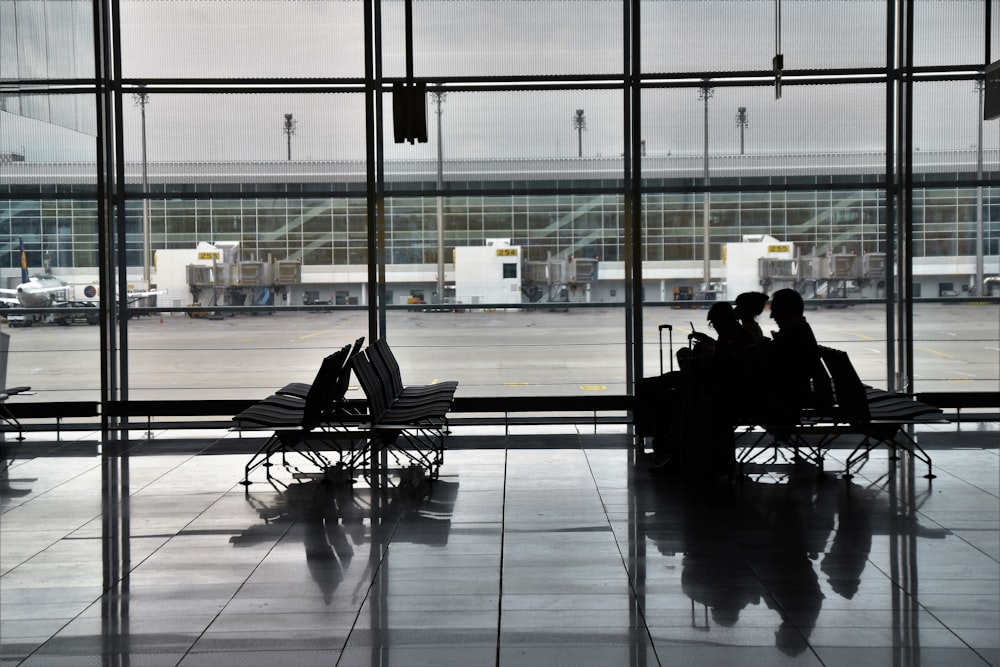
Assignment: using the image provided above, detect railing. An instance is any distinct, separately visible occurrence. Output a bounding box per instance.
[3,392,996,445]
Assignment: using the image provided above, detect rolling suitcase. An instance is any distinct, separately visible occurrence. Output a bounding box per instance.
[635,324,677,443]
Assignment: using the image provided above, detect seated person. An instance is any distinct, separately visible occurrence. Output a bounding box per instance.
[760,288,825,427]
[646,303,761,477]
[734,291,770,343]
[678,302,760,378]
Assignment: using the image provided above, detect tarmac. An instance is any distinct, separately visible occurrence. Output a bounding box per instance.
[3,302,998,403]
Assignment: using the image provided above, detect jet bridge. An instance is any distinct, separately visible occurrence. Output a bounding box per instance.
[186,243,301,308]
[154,242,301,311]
[453,239,598,307]
[522,252,599,306]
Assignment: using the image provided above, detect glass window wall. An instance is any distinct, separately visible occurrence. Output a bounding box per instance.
[0,0,996,408]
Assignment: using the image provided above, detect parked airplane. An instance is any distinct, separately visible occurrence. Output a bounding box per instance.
[0,241,64,308]
[1,241,163,326]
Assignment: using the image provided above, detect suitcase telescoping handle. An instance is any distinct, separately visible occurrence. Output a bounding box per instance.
[658,324,673,374]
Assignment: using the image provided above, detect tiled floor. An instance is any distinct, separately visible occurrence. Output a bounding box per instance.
[1,428,998,666]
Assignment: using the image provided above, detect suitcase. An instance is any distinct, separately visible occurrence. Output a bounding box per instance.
[635,324,677,441]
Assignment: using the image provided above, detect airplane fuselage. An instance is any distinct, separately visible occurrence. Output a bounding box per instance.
[14,274,69,308]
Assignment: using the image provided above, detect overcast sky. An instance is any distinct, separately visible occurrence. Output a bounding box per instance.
[2,0,997,163]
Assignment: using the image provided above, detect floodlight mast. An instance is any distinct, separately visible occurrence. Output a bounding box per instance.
[573,109,587,157]
[699,85,714,292]
[283,113,297,161]
[736,106,748,155]
[432,86,447,304]
[132,87,151,284]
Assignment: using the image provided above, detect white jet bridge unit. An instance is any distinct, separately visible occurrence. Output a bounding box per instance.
[154,242,302,310]
[454,239,523,306]
[724,235,796,298]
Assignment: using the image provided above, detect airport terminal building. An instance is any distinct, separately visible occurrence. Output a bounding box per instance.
[3,150,998,307]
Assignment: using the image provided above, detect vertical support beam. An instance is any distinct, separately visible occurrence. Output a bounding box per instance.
[625,0,643,401]
[110,1,132,413]
[93,0,118,440]
[701,85,713,291]
[365,0,383,342]
[93,0,132,638]
[895,0,916,394]
[884,0,897,391]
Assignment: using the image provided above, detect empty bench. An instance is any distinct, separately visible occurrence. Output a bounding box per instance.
[232,340,370,488]
[349,338,457,482]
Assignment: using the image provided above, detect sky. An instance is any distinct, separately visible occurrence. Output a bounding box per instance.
[1,0,997,163]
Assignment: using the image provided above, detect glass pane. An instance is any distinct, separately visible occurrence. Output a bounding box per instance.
[913,80,989,175]
[994,1,1000,60]
[913,187,981,259]
[140,195,368,309]
[0,0,94,81]
[641,0,887,73]
[3,322,103,401]
[124,311,370,401]
[119,92,368,188]
[910,302,999,392]
[383,89,625,170]
[381,0,624,78]
[1,93,98,157]
[386,308,628,397]
[640,186,890,380]
[119,0,366,78]
[1,206,101,402]
[641,84,887,188]
[381,193,624,396]
[914,0,985,67]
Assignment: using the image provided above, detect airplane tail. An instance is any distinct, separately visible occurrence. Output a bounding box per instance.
[19,238,29,284]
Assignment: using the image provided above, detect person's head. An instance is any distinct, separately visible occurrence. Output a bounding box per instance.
[707,301,738,333]
[769,288,804,328]
[735,291,769,321]
[711,605,741,627]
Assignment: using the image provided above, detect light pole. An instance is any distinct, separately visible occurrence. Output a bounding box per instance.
[573,109,587,157]
[974,80,984,295]
[283,113,297,161]
[132,87,151,285]
[432,87,446,304]
[736,106,748,155]
[699,84,714,292]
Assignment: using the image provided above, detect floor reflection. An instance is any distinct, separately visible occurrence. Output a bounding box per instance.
[0,441,994,667]
[633,458,952,656]
[232,477,459,606]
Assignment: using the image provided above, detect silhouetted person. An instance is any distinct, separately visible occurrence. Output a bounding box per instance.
[762,288,824,428]
[654,303,761,477]
[821,481,873,600]
[734,291,769,343]
[680,302,758,371]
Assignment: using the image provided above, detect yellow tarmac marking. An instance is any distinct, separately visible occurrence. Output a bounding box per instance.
[581,385,606,391]
[296,329,337,341]
[851,332,875,340]
[916,346,952,358]
[504,382,528,386]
